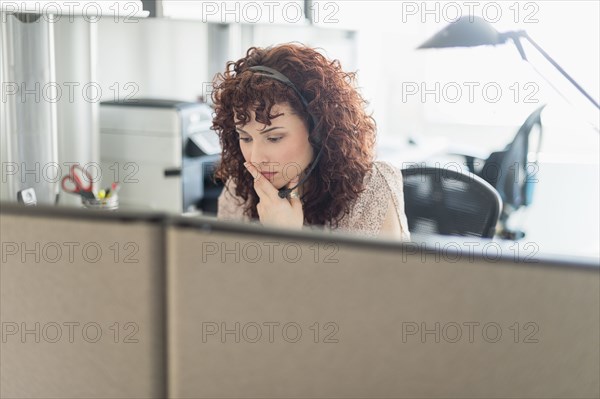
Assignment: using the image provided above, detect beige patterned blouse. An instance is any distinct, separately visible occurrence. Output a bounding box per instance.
[217,161,411,241]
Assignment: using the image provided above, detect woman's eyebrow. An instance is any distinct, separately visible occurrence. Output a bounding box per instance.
[236,126,284,135]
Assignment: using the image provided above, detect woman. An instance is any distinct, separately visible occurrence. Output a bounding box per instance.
[212,43,410,240]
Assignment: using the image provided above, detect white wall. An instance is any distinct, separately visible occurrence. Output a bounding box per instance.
[96,17,209,102]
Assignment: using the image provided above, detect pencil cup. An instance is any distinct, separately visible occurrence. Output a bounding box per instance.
[81,194,119,210]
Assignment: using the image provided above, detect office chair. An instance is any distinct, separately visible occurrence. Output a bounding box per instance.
[461,105,546,239]
[401,167,502,238]
[199,160,224,215]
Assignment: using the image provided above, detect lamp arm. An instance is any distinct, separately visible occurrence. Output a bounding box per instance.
[521,33,600,110]
[500,31,528,61]
[512,37,527,61]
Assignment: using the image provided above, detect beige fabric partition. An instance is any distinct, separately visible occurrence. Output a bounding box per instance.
[1,205,599,398]
[0,211,166,398]
[167,224,599,399]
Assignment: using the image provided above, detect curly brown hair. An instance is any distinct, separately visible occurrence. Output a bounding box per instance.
[212,43,376,227]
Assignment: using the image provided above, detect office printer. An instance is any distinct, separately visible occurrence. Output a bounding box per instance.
[99,99,223,214]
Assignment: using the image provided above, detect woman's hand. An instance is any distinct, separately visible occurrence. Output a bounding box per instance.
[244,162,304,230]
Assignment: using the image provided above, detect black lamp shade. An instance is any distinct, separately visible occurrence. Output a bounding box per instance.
[418,16,505,49]
[416,15,600,112]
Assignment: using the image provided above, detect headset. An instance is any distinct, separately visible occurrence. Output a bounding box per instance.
[248,66,324,199]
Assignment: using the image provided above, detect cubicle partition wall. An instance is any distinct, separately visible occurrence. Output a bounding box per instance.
[167,220,599,398]
[0,208,167,398]
[1,204,599,398]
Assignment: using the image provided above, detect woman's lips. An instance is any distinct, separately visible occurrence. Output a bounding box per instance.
[260,172,277,179]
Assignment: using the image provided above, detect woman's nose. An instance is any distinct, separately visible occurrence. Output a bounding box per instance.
[249,143,269,165]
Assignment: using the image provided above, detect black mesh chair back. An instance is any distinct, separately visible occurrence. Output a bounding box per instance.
[401,167,502,238]
[479,105,545,215]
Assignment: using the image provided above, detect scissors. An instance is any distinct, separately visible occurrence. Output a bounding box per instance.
[61,165,96,199]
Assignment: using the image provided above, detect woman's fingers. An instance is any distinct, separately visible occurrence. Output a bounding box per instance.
[244,161,305,229]
[244,162,278,199]
[287,175,303,209]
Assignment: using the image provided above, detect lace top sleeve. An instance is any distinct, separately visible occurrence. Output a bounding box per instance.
[334,161,411,241]
[217,178,250,222]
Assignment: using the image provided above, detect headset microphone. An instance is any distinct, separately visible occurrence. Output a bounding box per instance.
[248,65,323,200]
[277,148,324,199]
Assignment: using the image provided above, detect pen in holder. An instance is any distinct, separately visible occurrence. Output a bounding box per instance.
[81,193,119,210]
[81,182,121,211]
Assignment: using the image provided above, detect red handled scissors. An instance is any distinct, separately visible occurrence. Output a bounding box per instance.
[61,165,96,199]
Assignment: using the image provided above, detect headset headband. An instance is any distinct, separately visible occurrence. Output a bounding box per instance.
[248,65,318,134]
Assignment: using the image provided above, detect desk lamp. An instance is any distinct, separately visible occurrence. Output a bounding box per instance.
[417,16,600,111]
